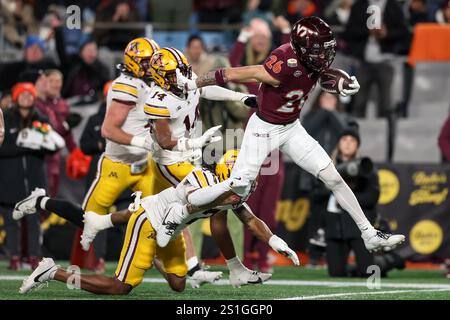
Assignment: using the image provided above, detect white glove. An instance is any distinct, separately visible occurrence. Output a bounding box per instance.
[130,135,153,151]
[16,128,43,150]
[269,235,300,266]
[176,68,198,93]
[341,76,360,97]
[46,130,66,150]
[177,125,222,151]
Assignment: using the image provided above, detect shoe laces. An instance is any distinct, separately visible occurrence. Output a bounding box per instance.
[376,230,391,240]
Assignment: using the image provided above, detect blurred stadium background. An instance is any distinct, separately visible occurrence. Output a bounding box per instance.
[1,0,450,299]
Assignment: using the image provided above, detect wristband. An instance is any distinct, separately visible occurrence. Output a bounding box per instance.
[130,136,145,148]
[214,68,227,87]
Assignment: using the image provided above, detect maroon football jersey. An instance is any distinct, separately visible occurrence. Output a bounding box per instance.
[258,43,320,124]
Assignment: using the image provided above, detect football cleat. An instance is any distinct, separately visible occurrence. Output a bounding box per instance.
[80,211,105,251]
[188,269,223,289]
[156,202,186,247]
[362,230,405,253]
[13,188,46,220]
[229,269,272,288]
[19,258,58,294]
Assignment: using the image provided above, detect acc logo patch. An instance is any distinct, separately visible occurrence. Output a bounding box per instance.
[410,220,443,254]
[287,58,298,67]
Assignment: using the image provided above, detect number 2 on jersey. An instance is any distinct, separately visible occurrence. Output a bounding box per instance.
[277,90,305,113]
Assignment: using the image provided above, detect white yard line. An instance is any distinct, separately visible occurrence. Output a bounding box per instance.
[2,275,450,290]
[279,288,450,300]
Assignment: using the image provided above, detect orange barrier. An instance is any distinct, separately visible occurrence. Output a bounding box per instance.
[408,23,450,66]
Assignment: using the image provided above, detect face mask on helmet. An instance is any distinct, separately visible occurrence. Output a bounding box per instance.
[304,45,336,72]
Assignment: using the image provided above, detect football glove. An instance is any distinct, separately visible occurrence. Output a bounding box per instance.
[340,76,360,97]
[269,235,300,266]
[177,125,222,151]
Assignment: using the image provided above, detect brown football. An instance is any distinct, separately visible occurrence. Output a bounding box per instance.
[319,68,352,95]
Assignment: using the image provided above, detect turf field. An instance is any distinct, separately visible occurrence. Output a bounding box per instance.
[1,261,449,300]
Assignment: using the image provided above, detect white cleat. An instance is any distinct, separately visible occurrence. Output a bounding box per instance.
[13,188,46,220]
[19,258,58,294]
[188,269,223,289]
[229,269,272,288]
[362,230,406,253]
[156,202,186,248]
[80,211,103,251]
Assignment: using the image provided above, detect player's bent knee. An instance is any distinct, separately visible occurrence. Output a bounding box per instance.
[318,163,343,190]
[110,279,133,295]
[167,274,186,292]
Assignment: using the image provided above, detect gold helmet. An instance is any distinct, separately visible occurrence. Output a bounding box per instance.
[149,47,192,95]
[123,37,160,78]
[215,149,240,182]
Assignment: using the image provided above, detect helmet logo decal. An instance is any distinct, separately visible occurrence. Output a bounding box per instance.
[127,41,141,55]
[296,25,317,38]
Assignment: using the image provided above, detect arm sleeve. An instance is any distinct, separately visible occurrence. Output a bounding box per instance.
[200,85,248,101]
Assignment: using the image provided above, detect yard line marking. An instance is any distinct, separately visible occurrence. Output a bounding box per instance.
[279,288,450,300]
[2,275,450,290]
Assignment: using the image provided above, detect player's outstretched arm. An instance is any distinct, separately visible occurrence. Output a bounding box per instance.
[177,65,280,91]
[233,204,300,266]
[101,99,151,150]
[0,108,4,146]
[199,86,258,108]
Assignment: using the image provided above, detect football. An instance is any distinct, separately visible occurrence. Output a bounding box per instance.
[319,68,353,94]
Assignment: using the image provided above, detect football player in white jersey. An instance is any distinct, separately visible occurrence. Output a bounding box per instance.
[19,150,297,295]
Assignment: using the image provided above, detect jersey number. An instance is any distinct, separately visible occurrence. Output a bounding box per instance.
[265,55,283,74]
[277,90,306,113]
[151,91,167,101]
[183,105,200,132]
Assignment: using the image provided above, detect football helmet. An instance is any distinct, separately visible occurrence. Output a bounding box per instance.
[149,47,192,96]
[290,16,336,73]
[123,37,160,78]
[215,149,239,182]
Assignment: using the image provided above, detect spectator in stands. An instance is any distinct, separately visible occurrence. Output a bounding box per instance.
[56,36,109,99]
[284,0,318,25]
[323,0,353,27]
[193,0,243,26]
[405,0,431,26]
[184,35,215,77]
[0,0,39,49]
[344,0,410,118]
[0,92,13,111]
[229,18,290,94]
[0,36,57,92]
[243,0,274,25]
[93,0,141,50]
[435,0,450,23]
[438,110,450,162]
[0,83,48,271]
[315,127,379,277]
[35,69,79,197]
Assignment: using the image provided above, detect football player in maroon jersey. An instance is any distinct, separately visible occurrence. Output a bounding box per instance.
[175,16,405,253]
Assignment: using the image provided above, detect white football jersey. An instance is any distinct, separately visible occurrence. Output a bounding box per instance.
[104,74,153,164]
[144,84,201,165]
[141,168,236,240]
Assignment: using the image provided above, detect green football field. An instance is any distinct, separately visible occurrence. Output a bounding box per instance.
[1,261,450,300]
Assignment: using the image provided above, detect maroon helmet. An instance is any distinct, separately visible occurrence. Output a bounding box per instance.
[290,17,336,73]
